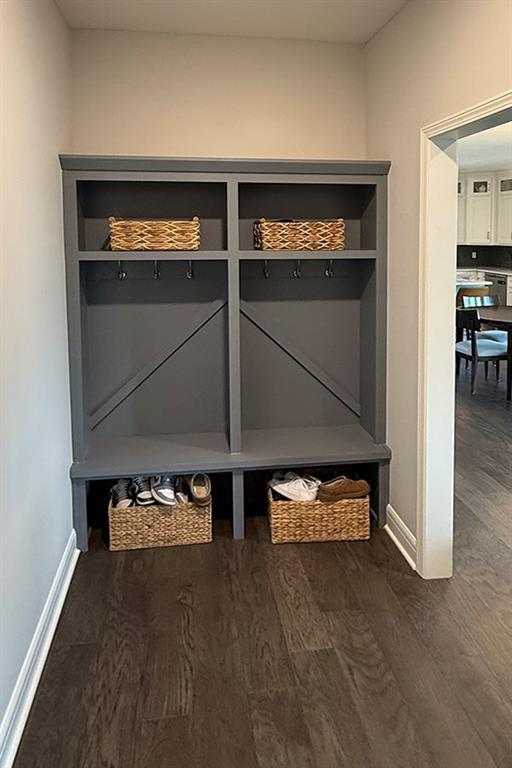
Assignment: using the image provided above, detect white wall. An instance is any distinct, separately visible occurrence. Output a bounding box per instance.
[366,0,512,539]
[0,0,72,737]
[71,30,366,158]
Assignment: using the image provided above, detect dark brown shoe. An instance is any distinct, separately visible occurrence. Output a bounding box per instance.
[318,475,370,501]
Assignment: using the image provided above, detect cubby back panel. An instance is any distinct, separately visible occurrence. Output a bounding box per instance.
[84,260,228,436]
[92,311,228,436]
[240,260,372,430]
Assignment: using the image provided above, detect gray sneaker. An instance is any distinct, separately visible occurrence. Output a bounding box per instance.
[151,475,176,506]
[131,476,154,506]
[111,478,133,509]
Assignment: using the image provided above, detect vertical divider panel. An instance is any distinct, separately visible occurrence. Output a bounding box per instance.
[63,172,88,461]
[232,469,245,539]
[227,181,242,453]
[374,177,388,444]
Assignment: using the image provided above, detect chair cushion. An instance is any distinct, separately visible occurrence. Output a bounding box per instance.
[456,339,508,358]
[478,330,508,343]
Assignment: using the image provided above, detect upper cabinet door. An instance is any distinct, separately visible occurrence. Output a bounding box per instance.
[496,172,512,245]
[457,177,466,245]
[466,174,494,244]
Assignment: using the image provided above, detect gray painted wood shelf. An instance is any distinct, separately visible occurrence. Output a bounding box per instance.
[61,155,391,550]
[71,425,391,480]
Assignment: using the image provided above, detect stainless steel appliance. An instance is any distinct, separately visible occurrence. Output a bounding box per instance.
[484,272,511,306]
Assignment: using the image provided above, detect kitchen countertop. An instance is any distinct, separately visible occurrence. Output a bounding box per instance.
[483,267,512,276]
[456,281,492,288]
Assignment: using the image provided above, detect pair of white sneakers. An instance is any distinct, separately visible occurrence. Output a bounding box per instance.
[269,471,321,502]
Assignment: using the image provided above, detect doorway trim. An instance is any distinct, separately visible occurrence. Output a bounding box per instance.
[417,90,512,579]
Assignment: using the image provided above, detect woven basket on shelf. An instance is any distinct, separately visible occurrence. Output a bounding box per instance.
[254,218,345,251]
[108,216,200,251]
[267,488,369,544]
[108,499,212,551]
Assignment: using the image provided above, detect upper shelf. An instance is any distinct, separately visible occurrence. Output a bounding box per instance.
[77,180,228,252]
[238,182,377,251]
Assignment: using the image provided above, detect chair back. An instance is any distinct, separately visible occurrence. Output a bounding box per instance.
[462,294,500,309]
[456,308,481,332]
[456,285,490,307]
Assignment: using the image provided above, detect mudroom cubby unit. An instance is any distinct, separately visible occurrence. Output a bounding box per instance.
[61,156,390,550]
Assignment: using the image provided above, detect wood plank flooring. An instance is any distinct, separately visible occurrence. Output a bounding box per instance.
[13,364,511,768]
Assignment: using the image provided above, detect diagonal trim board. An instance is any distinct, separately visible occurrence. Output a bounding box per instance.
[90,299,226,429]
[0,530,79,768]
[240,299,360,417]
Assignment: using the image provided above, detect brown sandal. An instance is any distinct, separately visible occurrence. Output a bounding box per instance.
[187,473,212,507]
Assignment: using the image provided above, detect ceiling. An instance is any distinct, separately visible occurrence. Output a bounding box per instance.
[458,123,512,172]
[55,0,408,44]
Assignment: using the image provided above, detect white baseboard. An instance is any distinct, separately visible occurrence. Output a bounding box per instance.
[384,504,417,571]
[0,530,79,768]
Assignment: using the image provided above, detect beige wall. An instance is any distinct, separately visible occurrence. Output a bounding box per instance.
[0,0,71,735]
[366,0,512,536]
[71,30,366,158]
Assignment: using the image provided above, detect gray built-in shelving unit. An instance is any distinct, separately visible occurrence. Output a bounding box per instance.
[60,156,391,551]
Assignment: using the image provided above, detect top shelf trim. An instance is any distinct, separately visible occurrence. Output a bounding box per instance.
[60,155,391,177]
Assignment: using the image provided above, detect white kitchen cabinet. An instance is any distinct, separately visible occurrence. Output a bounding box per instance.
[465,174,494,244]
[496,171,512,245]
[457,178,466,244]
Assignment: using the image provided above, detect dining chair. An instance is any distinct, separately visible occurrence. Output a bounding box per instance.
[456,285,490,308]
[461,294,508,344]
[455,309,508,395]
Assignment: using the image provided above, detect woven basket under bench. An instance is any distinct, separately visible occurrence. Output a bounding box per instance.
[267,489,369,544]
[254,218,345,251]
[108,499,212,551]
[108,216,200,251]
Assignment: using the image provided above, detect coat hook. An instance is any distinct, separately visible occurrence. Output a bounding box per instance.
[117,260,126,280]
[293,259,302,279]
[186,260,194,280]
[325,259,334,278]
[153,260,160,280]
[263,259,270,279]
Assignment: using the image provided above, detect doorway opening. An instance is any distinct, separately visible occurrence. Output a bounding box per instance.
[417,93,512,579]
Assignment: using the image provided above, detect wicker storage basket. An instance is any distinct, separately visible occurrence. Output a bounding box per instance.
[108,499,212,551]
[267,488,369,544]
[254,218,345,251]
[108,216,200,251]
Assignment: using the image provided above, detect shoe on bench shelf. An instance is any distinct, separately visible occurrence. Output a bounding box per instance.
[132,476,154,506]
[111,478,133,509]
[151,475,177,506]
[187,473,212,507]
[318,476,370,502]
[269,471,321,502]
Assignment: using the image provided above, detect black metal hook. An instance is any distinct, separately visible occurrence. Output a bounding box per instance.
[153,260,160,280]
[325,259,334,278]
[186,260,194,280]
[263,259,270,279]
[293,259,302,279]
[117,260,126,280]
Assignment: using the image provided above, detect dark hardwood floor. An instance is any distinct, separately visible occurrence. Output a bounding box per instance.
[14,364,512,768]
